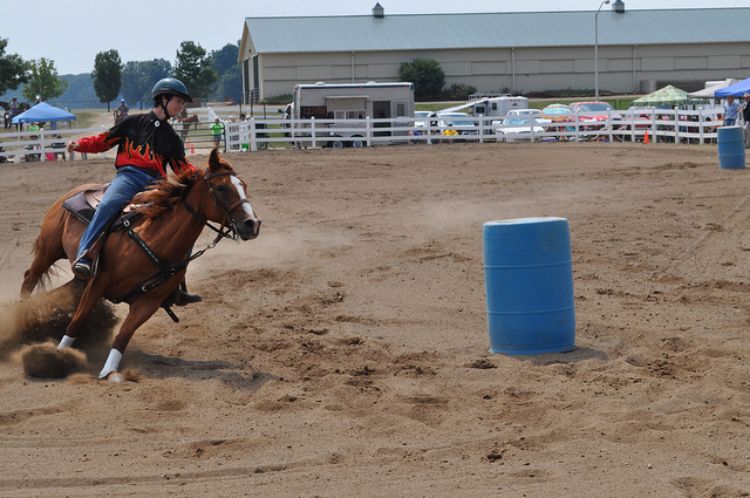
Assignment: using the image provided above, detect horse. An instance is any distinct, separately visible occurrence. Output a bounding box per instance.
[178,114,200,142]
[20,149,261,381]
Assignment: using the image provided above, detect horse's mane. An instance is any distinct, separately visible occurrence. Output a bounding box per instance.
[134,168,203,219]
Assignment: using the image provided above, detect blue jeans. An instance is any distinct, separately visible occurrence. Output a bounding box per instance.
[725,118,737,126]
[76,166,156,260]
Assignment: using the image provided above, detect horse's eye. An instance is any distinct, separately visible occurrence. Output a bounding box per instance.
[216,185,228,193]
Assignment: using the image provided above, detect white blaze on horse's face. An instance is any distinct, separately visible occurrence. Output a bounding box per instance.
[230,175,256,218]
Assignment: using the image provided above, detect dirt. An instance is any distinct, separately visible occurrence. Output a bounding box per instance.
[1,142,749,496]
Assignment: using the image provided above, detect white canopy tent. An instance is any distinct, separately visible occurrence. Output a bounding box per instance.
[688,78,738,98]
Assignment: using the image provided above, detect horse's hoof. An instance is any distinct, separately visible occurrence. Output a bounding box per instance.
[108,372,125,383]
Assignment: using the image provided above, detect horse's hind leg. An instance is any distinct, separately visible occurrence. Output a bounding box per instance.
[58,277,106,350]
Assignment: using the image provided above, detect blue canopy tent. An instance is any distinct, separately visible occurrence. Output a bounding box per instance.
[11,102,76,129]
[714,77,750,98]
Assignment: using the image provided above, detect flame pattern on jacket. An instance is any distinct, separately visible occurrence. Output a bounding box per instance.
[75,111,196,177]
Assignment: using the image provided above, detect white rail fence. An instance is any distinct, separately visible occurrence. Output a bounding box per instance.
[0,108,724,163]
[226,108,722,151]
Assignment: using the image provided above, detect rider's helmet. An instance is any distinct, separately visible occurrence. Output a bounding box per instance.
[150,77,193,102]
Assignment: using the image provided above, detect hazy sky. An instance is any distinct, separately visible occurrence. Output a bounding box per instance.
[4,0,750,74]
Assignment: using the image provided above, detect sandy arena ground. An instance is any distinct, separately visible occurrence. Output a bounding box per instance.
[1,142,750,497]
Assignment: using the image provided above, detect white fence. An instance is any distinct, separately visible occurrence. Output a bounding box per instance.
[225,108,724,151]
[0,126,102,163]
[0,108,725,163]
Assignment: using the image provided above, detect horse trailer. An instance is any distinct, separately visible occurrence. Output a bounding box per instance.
[287,81,415,148]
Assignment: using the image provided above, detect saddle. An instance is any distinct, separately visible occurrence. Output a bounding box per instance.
[62,184,141,229]
[61,184,189,323]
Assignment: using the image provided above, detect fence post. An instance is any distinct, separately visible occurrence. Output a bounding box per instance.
[698,109,705,145]
[651,109,657,144]
[40,128,46,162]
[574,112,580,142]
[250,117,257,152]
[607,110,613,143]
[530,117,535,143]
[311,117,317,148]
[366,116,372,147]
[674,111,680,144]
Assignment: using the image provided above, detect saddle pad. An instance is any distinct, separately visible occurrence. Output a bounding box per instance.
[62,184,140,228]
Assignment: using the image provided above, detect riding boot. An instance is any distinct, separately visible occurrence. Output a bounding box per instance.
[171,280,202,307]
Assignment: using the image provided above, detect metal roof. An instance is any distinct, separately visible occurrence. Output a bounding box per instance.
[244,8,750,54]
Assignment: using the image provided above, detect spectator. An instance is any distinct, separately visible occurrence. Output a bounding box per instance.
[211,118,224,148]
[724,95,740,126]
[742,93,750,147]
[9,97,18,117]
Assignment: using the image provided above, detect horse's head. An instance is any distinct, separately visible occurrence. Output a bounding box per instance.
[198,149,261,240]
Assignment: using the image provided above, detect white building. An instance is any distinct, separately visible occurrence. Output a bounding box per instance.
[239,4,750,102]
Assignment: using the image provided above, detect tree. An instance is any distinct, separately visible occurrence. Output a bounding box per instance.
[22,58,67,102]
[122,59,171,109]
[399,58,445,101]
[92,49,123,112]
[175,41,218,101]
[0,38,30,96]
[209,43,241,102]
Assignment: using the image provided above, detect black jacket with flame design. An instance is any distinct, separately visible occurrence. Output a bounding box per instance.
[75,111,196,177]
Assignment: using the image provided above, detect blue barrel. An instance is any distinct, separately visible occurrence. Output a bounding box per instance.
[483,217,576,355]
[718,126,746,170]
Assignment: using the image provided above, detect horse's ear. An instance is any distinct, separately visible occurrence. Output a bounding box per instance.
[208,148,221,171]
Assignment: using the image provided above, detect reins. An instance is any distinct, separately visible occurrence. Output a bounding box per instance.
[112,170,246,314]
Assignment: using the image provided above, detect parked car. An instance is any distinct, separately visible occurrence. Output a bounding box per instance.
[541,104,573,123]
[436,112,479,141]
[495,116,547,142]
[504,108,551,127]
[569,101,622,129]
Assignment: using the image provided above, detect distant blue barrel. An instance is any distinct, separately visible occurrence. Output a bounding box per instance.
[483,217,575,355]
[718,126,746,170]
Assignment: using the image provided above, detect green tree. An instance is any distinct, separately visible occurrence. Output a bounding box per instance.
[209,43,241,101]
[22,58,67,102]
[92,49,123,112]
[0,38,30,96]
[399,58,445,101]
[175,41,218,101]
[122,59,171,109]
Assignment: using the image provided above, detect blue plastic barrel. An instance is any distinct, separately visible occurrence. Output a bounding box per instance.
[483,217,576,355]
[718,126,746,170]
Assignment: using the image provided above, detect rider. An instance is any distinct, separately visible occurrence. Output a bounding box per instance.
[115,98,129,124]
[67,77,201,305]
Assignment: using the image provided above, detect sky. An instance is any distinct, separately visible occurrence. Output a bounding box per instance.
[4,0,750,75]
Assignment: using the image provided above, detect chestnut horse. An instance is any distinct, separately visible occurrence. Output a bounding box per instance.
[21,149,261,380]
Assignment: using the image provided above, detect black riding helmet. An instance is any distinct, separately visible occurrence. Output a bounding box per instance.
[151,77,193,102]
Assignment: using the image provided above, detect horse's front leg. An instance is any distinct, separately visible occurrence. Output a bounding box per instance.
[99,297,163,381]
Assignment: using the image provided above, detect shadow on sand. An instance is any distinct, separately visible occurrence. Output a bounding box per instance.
[123,350,276,391]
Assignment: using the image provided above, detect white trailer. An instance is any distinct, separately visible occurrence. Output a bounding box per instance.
[290,81,415,148]
[440,96,529,118]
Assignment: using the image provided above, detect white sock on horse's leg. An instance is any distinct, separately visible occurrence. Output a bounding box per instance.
[99,349,123,379]
[57,335,75,350]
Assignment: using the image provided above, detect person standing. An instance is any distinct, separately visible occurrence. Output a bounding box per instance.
[742,93,750,147]
[723,95,740,126]
[210,118,224,148]
[66,77,202,305]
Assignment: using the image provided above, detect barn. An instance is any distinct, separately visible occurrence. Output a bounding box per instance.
[238,3,750,102]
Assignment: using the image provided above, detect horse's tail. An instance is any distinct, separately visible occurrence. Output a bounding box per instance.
[23,193,76,295]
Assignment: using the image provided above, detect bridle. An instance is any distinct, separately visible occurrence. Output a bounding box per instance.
[183,169,254,241]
